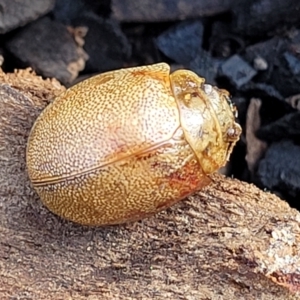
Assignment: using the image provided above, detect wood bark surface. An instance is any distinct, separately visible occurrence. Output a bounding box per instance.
[0,68,300,300]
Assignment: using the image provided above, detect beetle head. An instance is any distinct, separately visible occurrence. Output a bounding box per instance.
[170,69,242,174]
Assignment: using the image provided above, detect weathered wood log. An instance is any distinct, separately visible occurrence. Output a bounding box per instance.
[0,68,299,299]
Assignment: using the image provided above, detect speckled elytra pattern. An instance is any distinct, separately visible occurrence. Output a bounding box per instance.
[34,131,209,226]
[27,63,179,181]
[26,63,241,226]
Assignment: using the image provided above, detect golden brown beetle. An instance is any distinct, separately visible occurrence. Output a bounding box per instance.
[26,63,241,226]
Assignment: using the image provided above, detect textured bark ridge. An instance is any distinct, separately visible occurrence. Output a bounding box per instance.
[0,68,299,299]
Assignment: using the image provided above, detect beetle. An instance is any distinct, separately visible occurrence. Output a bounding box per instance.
[26,63,241,226]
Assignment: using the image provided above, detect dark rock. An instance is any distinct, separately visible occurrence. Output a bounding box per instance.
[155,18,219,85]
[286,94,300,111]
[283,52,300,76]
[53,0,111,24]
[0,0,55,34]
[239,82,294,128]
[112,0,234,22]
[232,0,300,37]
[257,112,300,143]
[122,23,164,66]
[209,21,245,58]
[156,20,204,64]
[253,57,268,71]
[220,54,257,88]
[240,82,284,101]
[244,33,300,97]
[188,50,220,85]
[258,140,300,199]
[53,0,87,23]
[244,37,287,83]
[72,13,131,73]
[269,33,300,97]
[231,96,248,126]
[5,17,87,85]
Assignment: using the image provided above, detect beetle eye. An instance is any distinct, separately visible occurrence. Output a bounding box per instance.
[227,127,235,137]
[226,126,241,141]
